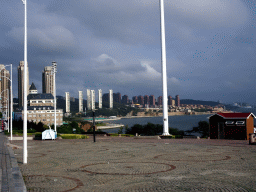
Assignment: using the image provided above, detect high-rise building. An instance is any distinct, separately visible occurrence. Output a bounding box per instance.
[132,96,138,104]
[0,65,10,111]
[149,95,155,106]
[18,61,29,108]
[122,95,129,104]
[175,95,180,107]
[42,66,54,95]
[65,92,70,113]
[79,91,83,112]
[109,89,113,109]
[144,95,149,105]
[138,95,144,105]
[98,89,102,109]
[87,89,91,110]
[91,90,95,110]
[158,96,163,106]
[113,92,121,103]
[168,96,172,105]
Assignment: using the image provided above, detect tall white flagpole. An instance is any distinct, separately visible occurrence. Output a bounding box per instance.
[10,64,13,141]
[160,0,170,135]
[22,0,28,164]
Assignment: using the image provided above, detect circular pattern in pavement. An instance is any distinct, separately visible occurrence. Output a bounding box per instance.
[24,175,83,192]
[80,162,176,175]
[154,153,231,162]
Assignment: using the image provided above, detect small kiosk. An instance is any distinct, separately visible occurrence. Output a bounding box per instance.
[42,128,56,140]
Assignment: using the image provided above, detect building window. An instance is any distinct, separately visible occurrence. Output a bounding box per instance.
[42,114,45,117]
[32,101,36,103]
[236,121,245,126]
[28,115,32,117]
[47,119,50,121]
[225,121,234,126]
[33,115,36,117]
[38,101,43,103]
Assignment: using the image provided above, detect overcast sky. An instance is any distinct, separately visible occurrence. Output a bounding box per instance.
[1,0,256,104]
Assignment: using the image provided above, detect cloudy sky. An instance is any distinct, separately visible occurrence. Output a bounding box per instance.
[1,0,256,104]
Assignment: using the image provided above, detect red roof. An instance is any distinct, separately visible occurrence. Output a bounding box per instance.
[216,112,255,119]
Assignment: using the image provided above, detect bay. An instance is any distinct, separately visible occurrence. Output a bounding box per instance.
[101,114,210,135]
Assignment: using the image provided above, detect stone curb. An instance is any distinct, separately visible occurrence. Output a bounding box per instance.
[6,139,27,192]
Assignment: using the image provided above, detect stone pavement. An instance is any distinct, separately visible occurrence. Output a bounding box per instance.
[0,133,26,191]
[8,136,256,192]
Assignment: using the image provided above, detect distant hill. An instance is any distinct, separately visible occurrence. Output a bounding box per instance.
[180,99,220,107]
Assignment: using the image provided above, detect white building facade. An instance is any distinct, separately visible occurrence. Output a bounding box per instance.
[79,91,83,112]
[91,90,95,110]
[87,89,91,110]
[109,89,113,109]
[65,92,70,113]
[98,89,102,109]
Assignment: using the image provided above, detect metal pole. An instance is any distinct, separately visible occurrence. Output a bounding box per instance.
[22,0,28,164]
[7,91,9,132]
[10,64,13,141]
[93,111,96,142]
[52,62,57,133]
[160,0,169,135]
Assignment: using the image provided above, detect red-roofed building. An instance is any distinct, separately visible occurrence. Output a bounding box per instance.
[209,113,255,140]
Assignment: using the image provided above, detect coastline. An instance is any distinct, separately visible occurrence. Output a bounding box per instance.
[121,111,215,119]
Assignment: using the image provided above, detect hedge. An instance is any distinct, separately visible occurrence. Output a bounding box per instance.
[60,134,89,139]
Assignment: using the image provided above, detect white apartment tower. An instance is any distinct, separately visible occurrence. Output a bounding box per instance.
[79,91,83,112]
[86,89,91,110]
[91,90,95,110]
[42,66,54,95]
[98,89,102,109]
[18,61,29,108]
[0,64,10,111]
[65,92,70,113]
[109,89,113,109]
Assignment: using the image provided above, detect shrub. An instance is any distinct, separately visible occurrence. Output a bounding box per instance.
[60,134,89,139]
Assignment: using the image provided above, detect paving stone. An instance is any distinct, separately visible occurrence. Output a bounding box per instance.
[9,137,256,192]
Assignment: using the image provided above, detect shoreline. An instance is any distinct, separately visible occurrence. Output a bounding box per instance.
[121,111,215,119]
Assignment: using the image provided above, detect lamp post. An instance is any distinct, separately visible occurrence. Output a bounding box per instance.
[159,0,170,135]
[21,0,28,164]
[52,61,57,133]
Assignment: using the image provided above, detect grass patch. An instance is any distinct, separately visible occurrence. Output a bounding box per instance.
[108,133,134,137]
[160,135,183,139]
[60,134,89,139]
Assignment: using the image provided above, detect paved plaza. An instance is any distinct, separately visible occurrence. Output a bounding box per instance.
[7,136,256,192]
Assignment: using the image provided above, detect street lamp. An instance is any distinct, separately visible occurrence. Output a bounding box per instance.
[52,61,57,133]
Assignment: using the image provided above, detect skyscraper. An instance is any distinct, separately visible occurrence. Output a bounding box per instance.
[42,66,54,95]
[98,89,102,109]
[65,92,70,113]
[0,64,10,111]
[18,61,29,108]
[175,95,180,107]
[122,95,129,104]
[144,95,149,105]
[113,92,121,103]
[149,95,155,106]
[138,95,144,105]
[87,89,91,110]
[168,95,172,105]
[91,90,95,110]
[158,96,163,106]
[109,89,113,109]
[79,91,83,112]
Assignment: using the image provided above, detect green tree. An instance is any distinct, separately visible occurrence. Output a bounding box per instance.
[186,121,209,138]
